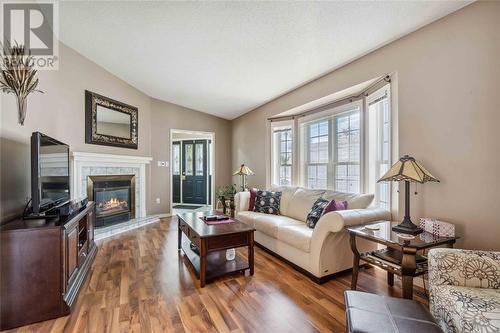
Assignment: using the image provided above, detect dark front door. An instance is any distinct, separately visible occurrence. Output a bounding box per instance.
[181,140,207,204]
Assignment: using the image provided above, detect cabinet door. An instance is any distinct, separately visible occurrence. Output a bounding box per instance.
[66,227,78,286]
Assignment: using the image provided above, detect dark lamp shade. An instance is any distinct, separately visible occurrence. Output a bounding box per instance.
[233,164,254,176]
[378,155,439,183]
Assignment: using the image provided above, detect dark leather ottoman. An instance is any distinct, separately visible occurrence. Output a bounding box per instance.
[344,291,443,333]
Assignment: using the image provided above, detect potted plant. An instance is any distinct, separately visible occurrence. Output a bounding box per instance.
[216,184,237,216]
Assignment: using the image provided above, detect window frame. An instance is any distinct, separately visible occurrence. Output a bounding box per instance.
[366,85,392,210]
[333,109,362,194]
[298,100,364,192]
[270,120,294,186]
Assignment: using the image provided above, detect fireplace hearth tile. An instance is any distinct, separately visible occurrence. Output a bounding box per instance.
[94,215,162,241]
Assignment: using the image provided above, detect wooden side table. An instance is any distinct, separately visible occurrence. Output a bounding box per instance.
[346,221,458,299]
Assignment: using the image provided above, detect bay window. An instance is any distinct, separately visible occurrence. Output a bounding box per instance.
[269,79,392,210]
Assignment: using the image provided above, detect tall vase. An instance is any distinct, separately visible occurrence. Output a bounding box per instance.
[17,96,27,125]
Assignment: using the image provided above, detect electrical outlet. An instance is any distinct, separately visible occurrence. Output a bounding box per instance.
[157,161,162,167]
[165,161,169,168]
[156,198,161,204]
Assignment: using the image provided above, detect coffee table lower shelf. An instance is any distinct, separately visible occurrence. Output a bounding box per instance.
[180,238,250,282]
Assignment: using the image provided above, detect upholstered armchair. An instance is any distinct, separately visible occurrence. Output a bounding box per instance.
[428,248,500,333]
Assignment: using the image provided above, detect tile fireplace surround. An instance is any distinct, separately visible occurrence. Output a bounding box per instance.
[71,152,155,239]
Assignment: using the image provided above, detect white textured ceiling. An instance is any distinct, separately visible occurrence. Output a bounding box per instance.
[59,1,471,120]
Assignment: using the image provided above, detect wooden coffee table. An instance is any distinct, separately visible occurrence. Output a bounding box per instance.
[177,211,255,287]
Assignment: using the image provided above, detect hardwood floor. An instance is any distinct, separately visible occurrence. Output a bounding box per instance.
[3,217,428,333]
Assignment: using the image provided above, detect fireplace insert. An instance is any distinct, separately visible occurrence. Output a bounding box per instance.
[87,175,135,227]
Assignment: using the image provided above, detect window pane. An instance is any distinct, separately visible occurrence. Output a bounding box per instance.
[195,143,204,176]
[349,130,360,162]
[310,123,318,137]
[185,144,193,176]
[318,136,329,163]
[337,132,349,162]
[274,128,293,186]
[350,112,360,130]
[337,116,349,133]
[319,121,328,136]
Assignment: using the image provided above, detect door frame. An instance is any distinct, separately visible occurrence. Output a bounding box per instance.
[169,129,215,215]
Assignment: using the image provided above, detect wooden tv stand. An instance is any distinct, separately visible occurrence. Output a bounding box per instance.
[0,202,97,330]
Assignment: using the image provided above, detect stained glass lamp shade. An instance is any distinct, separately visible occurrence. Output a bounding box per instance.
[378,155,439,234]
[233,164,254,191]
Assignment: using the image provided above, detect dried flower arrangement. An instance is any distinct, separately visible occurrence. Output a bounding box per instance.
[0,43,43,125]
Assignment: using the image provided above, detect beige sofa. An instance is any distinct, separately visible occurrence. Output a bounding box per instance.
[234,186,391,282]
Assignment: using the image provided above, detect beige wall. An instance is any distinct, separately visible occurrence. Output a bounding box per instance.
[0,41,233,221]
[0,42,153,221]
[149,99,232,215]
[232,2,500,250]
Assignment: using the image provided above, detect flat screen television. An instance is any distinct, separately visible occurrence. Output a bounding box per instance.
[30,132,70,215]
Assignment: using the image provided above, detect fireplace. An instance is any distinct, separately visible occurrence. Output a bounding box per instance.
[87,175,135,228]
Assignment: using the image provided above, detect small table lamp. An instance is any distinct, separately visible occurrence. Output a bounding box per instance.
[378,155,439,234]
[233,164,254,191]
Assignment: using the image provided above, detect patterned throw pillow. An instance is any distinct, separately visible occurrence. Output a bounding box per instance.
[253,190,281,215]
[306,198,330,228]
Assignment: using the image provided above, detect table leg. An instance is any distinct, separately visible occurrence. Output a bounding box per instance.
[401,249,417,299]
[387,272,394,286]
[248,232,254,276]
[200,240,206,288]
[349,233,360,290]
[177,219,181,250]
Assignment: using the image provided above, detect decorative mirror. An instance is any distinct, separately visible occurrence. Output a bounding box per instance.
[85,90,138,149]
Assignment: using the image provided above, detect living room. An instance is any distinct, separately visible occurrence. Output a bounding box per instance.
[0,1,498,332]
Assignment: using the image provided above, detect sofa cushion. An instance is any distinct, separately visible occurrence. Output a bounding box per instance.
[254,190,281,215]
[270,185,299,217]
[278,224,313,252]
[430,285,500,333]
[322,191,374,209]
[236,211,258,227]
[286,188,325,222]
[253,214,303,238]
[306,198,329,229]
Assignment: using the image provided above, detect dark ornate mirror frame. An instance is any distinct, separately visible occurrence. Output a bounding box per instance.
[85,90,138,149]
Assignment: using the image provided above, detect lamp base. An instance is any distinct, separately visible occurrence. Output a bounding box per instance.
[392,218,423,235]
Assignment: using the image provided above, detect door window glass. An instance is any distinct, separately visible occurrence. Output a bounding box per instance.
[173,144,180,175]
[185,144,193,176]
[195,143,204,176]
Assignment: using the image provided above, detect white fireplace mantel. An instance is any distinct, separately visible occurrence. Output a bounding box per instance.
[71,152,152,218]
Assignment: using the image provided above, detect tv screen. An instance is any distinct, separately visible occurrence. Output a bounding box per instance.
[31,132,70,214]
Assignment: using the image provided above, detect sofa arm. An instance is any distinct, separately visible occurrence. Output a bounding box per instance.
[312,208,392,241]
[234,191,250,213]
[428,248,500,289]
[313,208,391,237]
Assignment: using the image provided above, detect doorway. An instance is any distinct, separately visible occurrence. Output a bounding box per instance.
[170,130,214,214]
